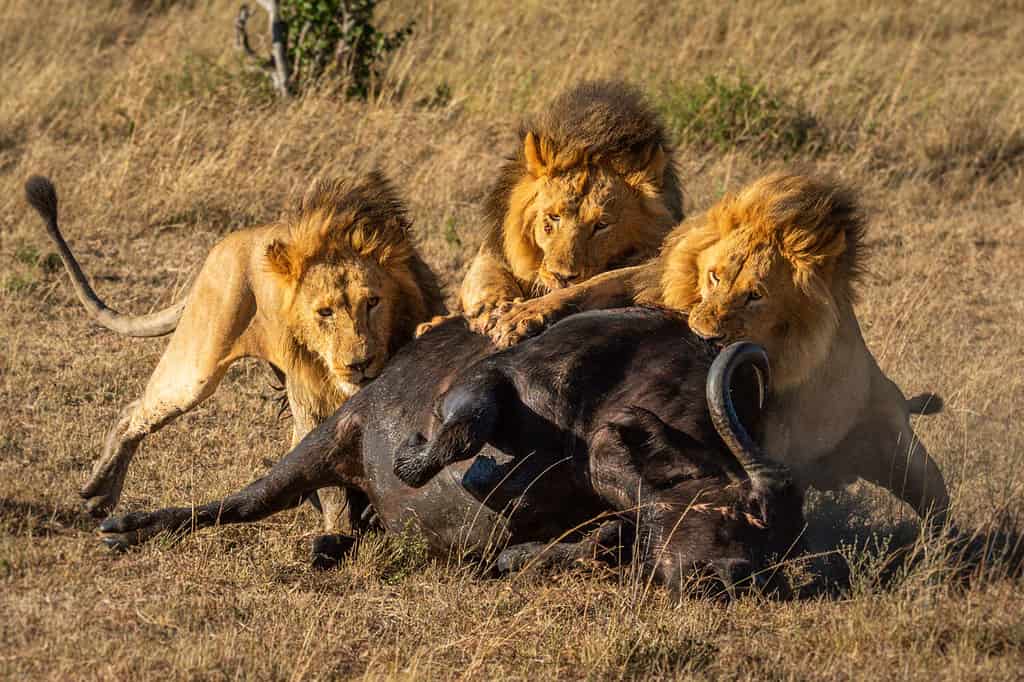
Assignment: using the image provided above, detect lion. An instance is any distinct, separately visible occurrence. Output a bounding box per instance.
[491,172,949,524]
[24,172,444,531]
[423,80,683,334]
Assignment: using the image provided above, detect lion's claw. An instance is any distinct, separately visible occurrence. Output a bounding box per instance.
[416,313,459,338]
[489,299,563,348]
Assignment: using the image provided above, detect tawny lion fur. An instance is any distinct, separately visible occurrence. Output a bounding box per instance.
[437,80,683,334]
[26,172,443,528]
[493,172,949,523]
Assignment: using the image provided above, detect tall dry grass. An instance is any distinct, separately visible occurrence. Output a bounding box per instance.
[2,0,1023,679]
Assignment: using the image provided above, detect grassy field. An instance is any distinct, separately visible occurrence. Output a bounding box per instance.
[2,0,1024,678]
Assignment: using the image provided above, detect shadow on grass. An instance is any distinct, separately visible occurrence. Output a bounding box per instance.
[0,497,95,537]
[792,490,1024,599]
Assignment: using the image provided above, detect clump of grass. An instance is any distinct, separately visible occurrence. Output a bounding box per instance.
[918,118,1024,185]
[13,244,61,273]
[659,75,824,158]
[1,273,37,295]
[358,524,431,584]
[153,52,276,106]
[442,215,461,248]
[613,623,718,677]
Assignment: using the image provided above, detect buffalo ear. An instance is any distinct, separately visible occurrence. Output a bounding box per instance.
[523,131,551,178]
[606,407,705,484]
[265,239,298,281]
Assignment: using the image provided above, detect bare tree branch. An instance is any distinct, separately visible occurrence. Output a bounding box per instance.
[234,2,291,98]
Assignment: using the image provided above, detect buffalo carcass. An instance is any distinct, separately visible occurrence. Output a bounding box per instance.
[99,308,806,595]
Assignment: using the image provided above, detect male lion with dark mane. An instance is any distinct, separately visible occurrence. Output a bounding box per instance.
[492,172,949,524]
[425,80,683,334]
[25,172,443,532]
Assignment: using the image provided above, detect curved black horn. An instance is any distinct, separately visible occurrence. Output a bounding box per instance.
[706,342,790,493]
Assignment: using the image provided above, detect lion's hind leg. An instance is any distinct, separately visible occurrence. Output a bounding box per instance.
[855,400,951,532]
[81,351,237,517]
[82,249,257,517]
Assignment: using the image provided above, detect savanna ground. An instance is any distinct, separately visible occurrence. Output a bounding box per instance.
[2,1,1023,679]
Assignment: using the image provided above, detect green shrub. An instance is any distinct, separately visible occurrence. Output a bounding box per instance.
[282,0,413,99]
[659,75,823,158]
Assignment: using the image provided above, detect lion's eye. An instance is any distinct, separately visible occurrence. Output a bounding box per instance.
[708,270,720,287]
[547,213,561,223]
[367,296,381,311]
[747,290,763,303]
[593,220,610,233]
[317,307,334,318]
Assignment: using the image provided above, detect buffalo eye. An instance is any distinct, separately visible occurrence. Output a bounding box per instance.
[747,290,763,304]
[317,307,334,318]
[367,296,381,311]
[708,270,720,288]
[593,220,610,233]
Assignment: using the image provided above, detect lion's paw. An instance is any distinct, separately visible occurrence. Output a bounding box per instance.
[490,300,562,348]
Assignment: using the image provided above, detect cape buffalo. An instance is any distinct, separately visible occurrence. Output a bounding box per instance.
[99,308,805,595]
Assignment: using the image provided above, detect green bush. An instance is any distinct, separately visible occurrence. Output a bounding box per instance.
[281,0,413,99]
[659,75,823,158]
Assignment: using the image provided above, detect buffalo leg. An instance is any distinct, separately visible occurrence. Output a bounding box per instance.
[495,520,632,574]
[393,370,506,487]
[99,415,359,549]
[309,489,374,570]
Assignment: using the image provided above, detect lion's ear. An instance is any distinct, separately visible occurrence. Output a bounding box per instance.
[625,143,668,196]
[523,131,551,177]
[266,239,299,281]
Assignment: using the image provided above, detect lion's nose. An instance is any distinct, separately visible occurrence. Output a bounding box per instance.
[694,330,725,344]
[346,357,374,374]
[550,270,582,286]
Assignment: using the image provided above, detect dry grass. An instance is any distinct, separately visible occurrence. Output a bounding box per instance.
[2,0,1024,679]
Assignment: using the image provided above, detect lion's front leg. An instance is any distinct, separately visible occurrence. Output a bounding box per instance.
[458,247,526,336]
[490,266,643,348]
[490,291,576,348]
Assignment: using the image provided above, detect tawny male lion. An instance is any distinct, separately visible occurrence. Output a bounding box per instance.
[25,172,443,531]
[490,172,949,525]
[421,80,683,336]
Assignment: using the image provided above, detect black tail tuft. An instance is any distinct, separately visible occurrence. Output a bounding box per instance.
[907,392,944,416]
[25,175,59,224]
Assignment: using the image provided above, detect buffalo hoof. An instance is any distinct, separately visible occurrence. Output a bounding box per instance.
[97,508,189,550]
[496,543,545,575]
[311,533,358,570]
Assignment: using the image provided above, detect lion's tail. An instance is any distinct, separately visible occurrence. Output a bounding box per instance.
[24,175,186,337]
[906,392,944,416]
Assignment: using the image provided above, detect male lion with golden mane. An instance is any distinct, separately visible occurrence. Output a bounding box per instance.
[429,80,683,334]
[25,172,443,531]
[492,172,949,524]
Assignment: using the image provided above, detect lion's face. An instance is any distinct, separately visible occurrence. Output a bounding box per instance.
[687,234,788,349]
[288,258,402,393]
[666,173,864,391]
[528,167,659,292]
